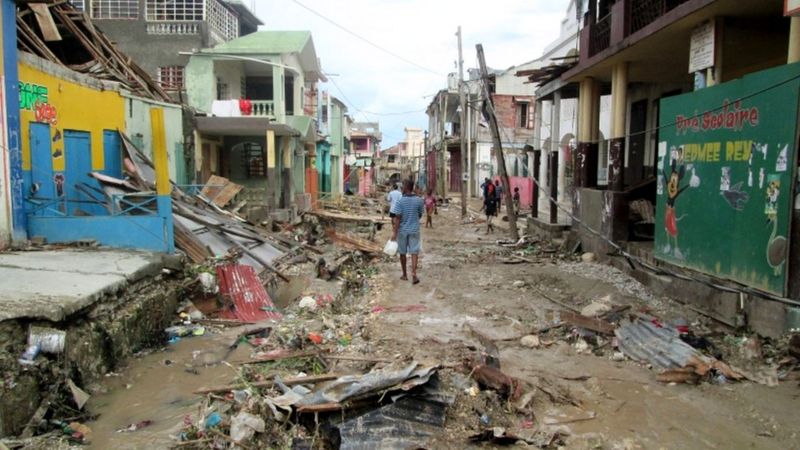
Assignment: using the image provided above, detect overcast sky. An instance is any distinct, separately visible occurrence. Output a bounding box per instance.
[253,0,571,146]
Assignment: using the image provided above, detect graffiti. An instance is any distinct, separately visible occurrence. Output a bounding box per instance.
[53,173,65,198]
[659,145,698,260]
[675,100,759,135]
[19,82,48,111]
[19,82,58,125]
[34,102,58,125]
[720,182,749,211]
[776,145,788,172]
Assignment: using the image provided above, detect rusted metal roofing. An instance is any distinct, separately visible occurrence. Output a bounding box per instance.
[216,264,282,322]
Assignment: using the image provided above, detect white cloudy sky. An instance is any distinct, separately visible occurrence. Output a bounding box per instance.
[253,0,571,146]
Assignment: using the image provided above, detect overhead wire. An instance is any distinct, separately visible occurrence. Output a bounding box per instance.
[475,70,800,308]
[291,0,444,77]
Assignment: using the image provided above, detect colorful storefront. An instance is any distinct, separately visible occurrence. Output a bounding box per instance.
[655,62,800,296]
[18,54,173,252]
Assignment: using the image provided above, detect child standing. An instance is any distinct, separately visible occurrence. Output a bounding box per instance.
[424,189,436,228]
[513,187,521,215]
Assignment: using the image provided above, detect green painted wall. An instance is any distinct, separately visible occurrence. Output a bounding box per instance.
[655,62,800,295]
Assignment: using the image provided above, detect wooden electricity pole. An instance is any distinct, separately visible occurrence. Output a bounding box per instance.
[476,44,519,240]
[457,26,467,218]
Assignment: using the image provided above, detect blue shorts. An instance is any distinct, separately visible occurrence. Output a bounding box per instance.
[397,232,420,255]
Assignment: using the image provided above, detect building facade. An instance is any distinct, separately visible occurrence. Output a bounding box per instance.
[556,0,799,336]
[186,31,324,220]
[70,0,261,97]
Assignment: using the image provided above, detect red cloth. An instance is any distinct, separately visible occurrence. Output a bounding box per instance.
[239,99,252,116]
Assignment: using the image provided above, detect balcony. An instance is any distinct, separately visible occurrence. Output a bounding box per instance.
[251,100,275,117]
[580,0,697,62]
[146,22,200,35]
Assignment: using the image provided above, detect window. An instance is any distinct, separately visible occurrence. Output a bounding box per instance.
[146,0,203,21]
[517,102,529,128]
[91,0,139,19]
[217,78,230,100]
[69,0,86,11]
[242,143,265,178]
[158,66,185,91]
[387,155,396,163]
[207,0,239,42]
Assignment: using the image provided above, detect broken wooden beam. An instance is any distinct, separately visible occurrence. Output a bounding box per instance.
[559,310,616,335]
[194,373,340,395]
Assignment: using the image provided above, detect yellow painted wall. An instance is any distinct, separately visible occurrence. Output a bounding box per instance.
[18,62,125,172]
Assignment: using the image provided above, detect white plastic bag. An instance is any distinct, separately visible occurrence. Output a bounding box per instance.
[383,239,398,256]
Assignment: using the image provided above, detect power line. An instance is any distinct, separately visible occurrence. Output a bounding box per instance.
[291,0,444,77]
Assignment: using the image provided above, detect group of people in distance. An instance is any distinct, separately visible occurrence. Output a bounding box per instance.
[383,177,520,284]
[481,178,520,234]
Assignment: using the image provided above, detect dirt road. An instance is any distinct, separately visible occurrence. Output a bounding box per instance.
[81,200,799,449]
[362,201,799,449]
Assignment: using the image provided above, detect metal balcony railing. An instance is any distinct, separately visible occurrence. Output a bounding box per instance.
[630,0,691,35]
[589,13,612,57]
[251,100,275,117]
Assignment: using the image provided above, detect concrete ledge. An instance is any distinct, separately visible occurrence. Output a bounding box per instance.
[0,250,167,322]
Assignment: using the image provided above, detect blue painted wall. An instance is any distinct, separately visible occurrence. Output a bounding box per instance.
[3,0,25,240]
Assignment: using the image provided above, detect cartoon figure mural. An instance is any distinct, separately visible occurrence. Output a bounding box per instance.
[764,176,787,276]
[660,146,697,259]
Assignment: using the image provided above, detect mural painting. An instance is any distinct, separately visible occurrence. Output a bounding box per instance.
[655,63,800,295]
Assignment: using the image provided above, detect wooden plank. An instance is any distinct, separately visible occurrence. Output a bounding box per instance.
[559,310,616,335]
[194,373,340,395]
[200,175,243,208]
[29,3,62,42]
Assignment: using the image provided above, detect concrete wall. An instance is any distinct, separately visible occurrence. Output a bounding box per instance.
[214,59,245,101]
[18,56,125,175]
[186,56,215,111]
[123,95,185,183]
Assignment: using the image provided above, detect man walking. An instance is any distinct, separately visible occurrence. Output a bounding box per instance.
[391,179,424,284]
[385,182,402,220]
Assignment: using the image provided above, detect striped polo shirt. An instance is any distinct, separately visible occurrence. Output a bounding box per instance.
[390,194,424,234]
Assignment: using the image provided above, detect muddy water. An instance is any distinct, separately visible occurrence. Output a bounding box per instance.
[86,327,254,449]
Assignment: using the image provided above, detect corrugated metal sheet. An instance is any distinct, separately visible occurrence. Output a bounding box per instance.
[615,320,698,370]
[216,264,282,322]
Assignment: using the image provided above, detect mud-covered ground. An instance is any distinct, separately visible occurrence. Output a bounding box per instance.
[24,200,799,450]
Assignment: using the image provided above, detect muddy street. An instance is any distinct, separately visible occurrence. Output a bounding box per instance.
[69,201,799,450]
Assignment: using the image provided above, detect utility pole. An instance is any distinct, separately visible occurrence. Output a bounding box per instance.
[457,26,467,218]
[476,44,519,240]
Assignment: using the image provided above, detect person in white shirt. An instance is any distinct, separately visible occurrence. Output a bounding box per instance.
[386,182,402,221]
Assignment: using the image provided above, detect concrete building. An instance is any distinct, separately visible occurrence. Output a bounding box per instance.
[378,127,425,186]
[347,122,381,195]
[185,30,324,220]
[426,68,535,203]
[69,0,262,98]
[16,2,176,252]
[549,0,800,337]
[315,91,348,198]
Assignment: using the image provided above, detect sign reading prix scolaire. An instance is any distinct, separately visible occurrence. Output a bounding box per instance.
[786,0,800,16]
[655,63,800,296]
[688,21,715,74]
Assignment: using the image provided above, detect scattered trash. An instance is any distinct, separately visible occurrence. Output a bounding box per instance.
[512,280,526,288]
[197,272,218,294]
[298,296,318,311]
[205,412,222,429]
[307,332,324,345]
[470,364,522,401]
[581,252,597,263]
[28,327,66,354]
[18,343,41,365]
[580,296,613,317]
[67,379,90,410]
[165,325,206,339]
[116,420,154,433]
[520,335,541,348]
[230,411,265,443]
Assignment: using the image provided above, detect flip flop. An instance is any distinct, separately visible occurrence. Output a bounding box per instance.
[412,277,420,285]
[400,276,408,281]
